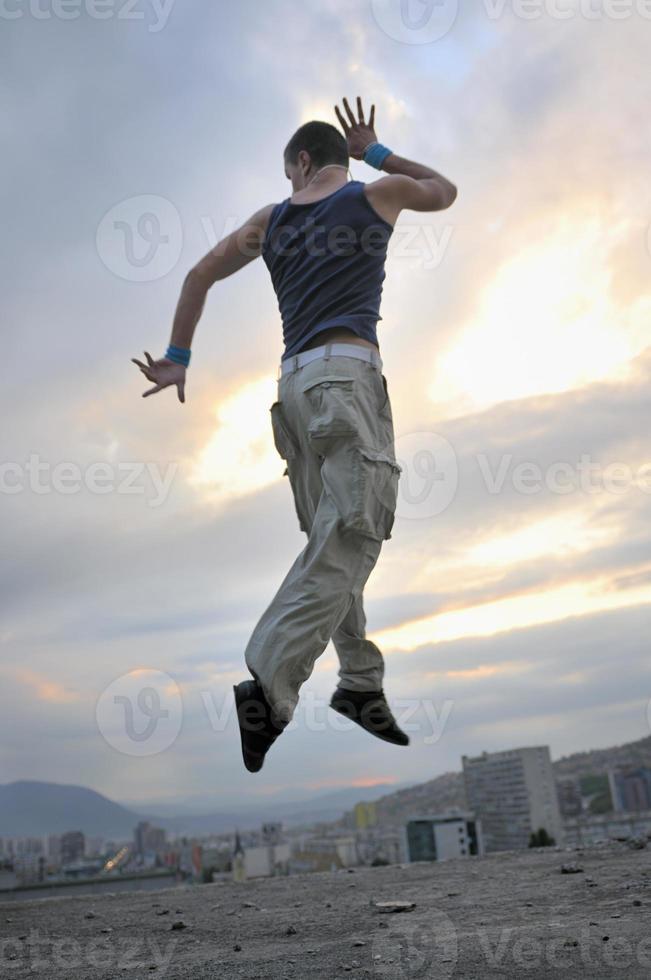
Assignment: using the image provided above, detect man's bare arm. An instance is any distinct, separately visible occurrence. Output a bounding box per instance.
[131,203,275,401]
[334,96,457,225]
[366,157,457,221]
[169,202,276,349]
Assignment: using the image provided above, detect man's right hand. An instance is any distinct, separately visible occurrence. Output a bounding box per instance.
[131,351,186,403]
[334,96,377,160]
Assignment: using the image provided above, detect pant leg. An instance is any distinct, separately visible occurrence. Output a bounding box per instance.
[329,366,397,693]
[332,594,385,693]
[244,355,400,723]
[278,413,386,697]
[244,488,383,722]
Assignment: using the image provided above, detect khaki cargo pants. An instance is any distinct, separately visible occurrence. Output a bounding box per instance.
[244,343,402,723]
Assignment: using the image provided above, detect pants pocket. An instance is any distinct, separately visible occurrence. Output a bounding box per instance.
[322,444,402,542]
[301,376,358,447]
[371,370,393,424]
[270,400,298,460]
[354,446,402,541]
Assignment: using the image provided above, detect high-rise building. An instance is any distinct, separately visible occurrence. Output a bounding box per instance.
[60,831,85,865]
[556,779,583,818]
[608,768,651,812]
[462,746,564,852]
[47,835,62,862]
[134,821,167,856]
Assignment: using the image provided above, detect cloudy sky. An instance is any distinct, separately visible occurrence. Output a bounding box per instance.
[1,0,650,812]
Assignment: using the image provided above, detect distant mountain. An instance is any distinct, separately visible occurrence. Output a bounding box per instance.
[336,770,467,830]
[137,783,406,836]
[0,782,142,838]
[553,734,651,782]
[0,780,406,839]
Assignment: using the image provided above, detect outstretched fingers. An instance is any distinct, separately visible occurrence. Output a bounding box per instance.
[143,383,164,398]
[342,96,357,127]
[334,103,349,133]
[132,358,156,383]
[336,96,374,133]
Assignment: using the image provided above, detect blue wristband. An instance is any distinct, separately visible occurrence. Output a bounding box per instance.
[363,142,393,170]
[166,344,191,367]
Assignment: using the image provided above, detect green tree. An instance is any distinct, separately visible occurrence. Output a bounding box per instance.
[529,827,555,847]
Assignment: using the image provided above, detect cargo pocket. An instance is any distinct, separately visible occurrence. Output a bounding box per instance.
[354,447,402,541]
[372,371,394,425]
[270,401,298,461]
[301,375,358,449]
[322,444,402,542]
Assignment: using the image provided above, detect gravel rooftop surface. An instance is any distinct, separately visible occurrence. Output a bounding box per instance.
[1,840,650,979]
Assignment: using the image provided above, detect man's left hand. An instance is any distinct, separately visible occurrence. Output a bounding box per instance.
[132,351,186,403]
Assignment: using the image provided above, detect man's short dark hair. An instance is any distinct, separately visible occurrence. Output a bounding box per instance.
[284,121,349,169]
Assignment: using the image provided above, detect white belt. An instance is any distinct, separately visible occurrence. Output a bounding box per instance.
[278,341,383,379]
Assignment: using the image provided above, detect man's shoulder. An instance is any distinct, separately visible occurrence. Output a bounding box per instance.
[254,202,282,224]
[246,202,283,243]
[363,174,413,204]
[361,176,404,227]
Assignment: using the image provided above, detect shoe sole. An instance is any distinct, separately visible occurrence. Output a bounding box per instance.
[233,683,266,773]
[330,700,410,746]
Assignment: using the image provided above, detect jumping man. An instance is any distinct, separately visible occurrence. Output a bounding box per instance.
[132,96,457,772]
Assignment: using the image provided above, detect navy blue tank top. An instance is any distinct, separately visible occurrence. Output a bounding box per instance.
[261,180,393,361]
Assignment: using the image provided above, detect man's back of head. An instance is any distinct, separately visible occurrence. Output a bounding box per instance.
[284,120,349,177]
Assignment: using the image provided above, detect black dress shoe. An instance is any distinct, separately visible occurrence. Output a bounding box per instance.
[329,687,410,746]
[233,679,288,773]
